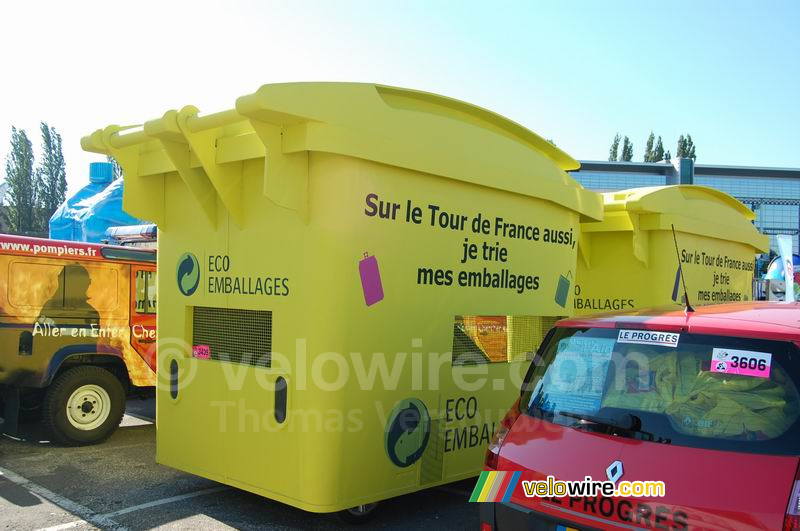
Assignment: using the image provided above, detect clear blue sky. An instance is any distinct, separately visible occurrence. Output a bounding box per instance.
[1,0,798,192]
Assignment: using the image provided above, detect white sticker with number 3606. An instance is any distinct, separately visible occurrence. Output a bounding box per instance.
[711,348,772,378]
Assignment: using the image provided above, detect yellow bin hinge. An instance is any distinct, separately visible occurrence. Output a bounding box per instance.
[144,108,218,228]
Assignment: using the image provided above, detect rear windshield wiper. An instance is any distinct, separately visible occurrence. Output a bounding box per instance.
[558,410,671,444]
[558,410,642,432]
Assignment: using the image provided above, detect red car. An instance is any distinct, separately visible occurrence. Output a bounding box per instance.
[482,302,800,530]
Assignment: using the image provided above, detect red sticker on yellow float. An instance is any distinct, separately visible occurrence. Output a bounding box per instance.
[193,345,211,359]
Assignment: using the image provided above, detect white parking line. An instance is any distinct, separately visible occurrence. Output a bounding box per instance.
[2,465,227,531]
[0,466,125,531]
[119,413,154,427]
[101,486,228,518]
[38,521,88,531]
[37,487,229,530]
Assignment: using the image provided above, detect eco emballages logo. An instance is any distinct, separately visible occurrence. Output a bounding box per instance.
[385,398,431,468]
[177,252,200,296]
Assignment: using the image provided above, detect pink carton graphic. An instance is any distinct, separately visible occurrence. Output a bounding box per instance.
[359,253,384,306]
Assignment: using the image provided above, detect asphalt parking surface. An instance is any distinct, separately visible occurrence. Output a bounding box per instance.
[0,399,478,530]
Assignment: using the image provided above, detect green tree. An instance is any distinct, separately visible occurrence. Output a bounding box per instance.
[3,127,37,233]
[653,136,665,162]
[676,134,697,161]
[107,155,123,180]
[685,134,696,161]
[643,132,654,162]
[620,136,633,161]
[36,122,68,230]
[676,134,686,158]
[608,133,620,161]
[664,149,671,163]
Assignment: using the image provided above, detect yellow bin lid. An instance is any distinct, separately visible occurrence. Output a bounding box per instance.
[580,185,769,266]
[81,82,602,226]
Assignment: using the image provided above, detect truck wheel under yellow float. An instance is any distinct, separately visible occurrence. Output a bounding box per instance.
[337,503,379,524]
[42,366,126,446]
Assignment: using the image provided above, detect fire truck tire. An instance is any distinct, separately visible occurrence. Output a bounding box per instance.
[43,366,125,446]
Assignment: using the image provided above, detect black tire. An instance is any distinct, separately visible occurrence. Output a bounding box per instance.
[336,503,379,525]
[42,366,125,446]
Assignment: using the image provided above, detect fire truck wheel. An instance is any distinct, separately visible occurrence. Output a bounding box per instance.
[43,366,125,446]
[337,503,379,524]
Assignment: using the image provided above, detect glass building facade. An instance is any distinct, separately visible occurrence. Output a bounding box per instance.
[572,161,800,255]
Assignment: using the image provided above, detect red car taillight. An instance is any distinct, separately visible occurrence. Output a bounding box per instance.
[784,476,800,530]
[485,398,521,469]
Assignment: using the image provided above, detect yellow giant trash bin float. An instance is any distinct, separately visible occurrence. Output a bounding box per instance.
[83,83,602,514]
[574,185,769,315]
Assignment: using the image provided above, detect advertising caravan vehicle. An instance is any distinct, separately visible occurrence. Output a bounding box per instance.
[105,224,158,249]
[0,234,157,445]
[49,161,147,244]
[481,302,800,531]
[82,82,603,519]
[574,185,769,315]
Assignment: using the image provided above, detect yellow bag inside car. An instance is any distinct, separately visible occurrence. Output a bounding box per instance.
[602,348,799,440]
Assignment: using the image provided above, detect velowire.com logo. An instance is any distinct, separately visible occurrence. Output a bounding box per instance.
[177,252,200,296]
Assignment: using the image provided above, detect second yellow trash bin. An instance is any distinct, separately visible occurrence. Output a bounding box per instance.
[574,185,769,314]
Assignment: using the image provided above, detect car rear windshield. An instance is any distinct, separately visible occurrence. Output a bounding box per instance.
[521,327,800,455]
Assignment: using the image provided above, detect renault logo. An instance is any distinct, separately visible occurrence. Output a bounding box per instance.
[606,460,624,484]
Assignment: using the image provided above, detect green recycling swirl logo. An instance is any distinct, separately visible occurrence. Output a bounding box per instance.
[176,252,200,296]
[385,398,431,468]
